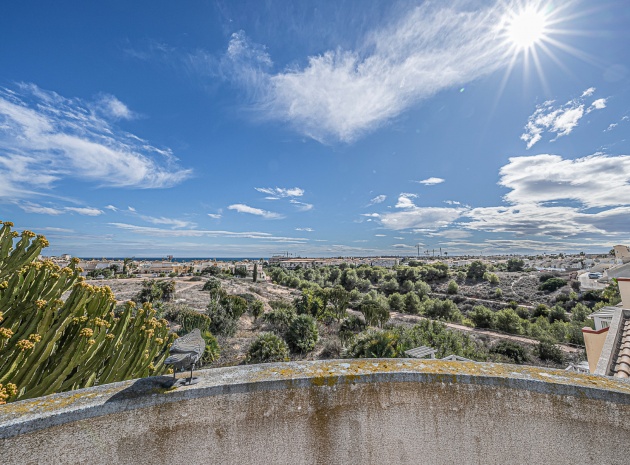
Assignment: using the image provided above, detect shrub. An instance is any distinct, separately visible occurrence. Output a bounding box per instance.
[202,278,222,292]
[206,295,248,337]
[491,341,529,364]
[320,339,343,359]
[200,331,220,364]
[536,341,564,364]
[247,333,289,363]
[446,280,459,295]
[485,273,500,284]
[495,288,503,298]
[346,329,400,358]
[338,315,367,343]
[250,300,264,322]
[540,277,567,292]
[285,314,319,353]
[164,305,212,335]
[135,279,176,303]
[263,306,297,334]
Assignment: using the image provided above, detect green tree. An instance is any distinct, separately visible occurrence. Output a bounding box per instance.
[494,308,523,334]
[327,285,351,321]
[360,300,390,327]
[469,305,496,329]
[403,292,422,314]
[388,292,404,312]
[467,261,487,280]
[506,258,525,272]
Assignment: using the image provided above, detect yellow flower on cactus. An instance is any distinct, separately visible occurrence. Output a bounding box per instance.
[88,339,96,346]
[79,328,94,338]
[0,327,14,339]
[36,299,47,309]
[29,334,42,343]
[16,339,35,351]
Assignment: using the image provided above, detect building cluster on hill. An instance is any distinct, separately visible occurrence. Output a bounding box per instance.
[42,256,265,279]
[268,256,399,269]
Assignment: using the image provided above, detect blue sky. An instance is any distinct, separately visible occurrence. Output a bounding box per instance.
[1,0,629,257]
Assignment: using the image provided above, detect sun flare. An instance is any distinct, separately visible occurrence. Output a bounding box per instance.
[505,6,549,50]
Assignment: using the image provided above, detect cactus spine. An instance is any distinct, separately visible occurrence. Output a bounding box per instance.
[0,221,174,403]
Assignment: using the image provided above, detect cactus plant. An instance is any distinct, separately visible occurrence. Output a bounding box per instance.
[0,220,175,403]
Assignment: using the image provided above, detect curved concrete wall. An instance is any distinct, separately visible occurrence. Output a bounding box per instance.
[2,359,630,464]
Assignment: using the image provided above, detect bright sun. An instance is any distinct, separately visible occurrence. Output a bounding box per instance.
[505,6,549,50]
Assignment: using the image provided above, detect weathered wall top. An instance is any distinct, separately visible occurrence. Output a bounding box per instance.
[2,360,630,464]
[3,358,630,439]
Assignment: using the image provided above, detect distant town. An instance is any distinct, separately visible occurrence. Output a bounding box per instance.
[42,245,630,291]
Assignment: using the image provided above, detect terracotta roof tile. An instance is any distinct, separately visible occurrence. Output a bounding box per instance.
[613,316,630,378]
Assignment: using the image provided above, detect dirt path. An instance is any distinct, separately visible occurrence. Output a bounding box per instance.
[432,292,534,309]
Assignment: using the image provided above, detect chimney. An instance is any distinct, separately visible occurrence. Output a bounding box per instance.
[617,277,630,308]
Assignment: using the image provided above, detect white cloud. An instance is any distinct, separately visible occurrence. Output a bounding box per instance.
[139,215,194,229]
[128,206,136,212]
[605,123,618,132]
[104,205,118,211]
[368,194,386,205]
[417,177,445,185]
[499,154,630,208]
[590,98,607,110]
[20,203,64,215]
[290,199,313,211]
[375,234,387,237]
[521,88,606,148]
[381,194,464,230]
[228,203,284,219]
[109,223,306,242]
[207,213,222,219]
[361,213,380,217]
[0,84,191,199]
[381,207,464,230]
[395,193,418,209]
[221,2,511,143]
[65,207,104,216]
[460,154,630,239]
[19,202,103,216]
[295,227,314,232]
[94,94,135,120]
[255,187,304,198]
